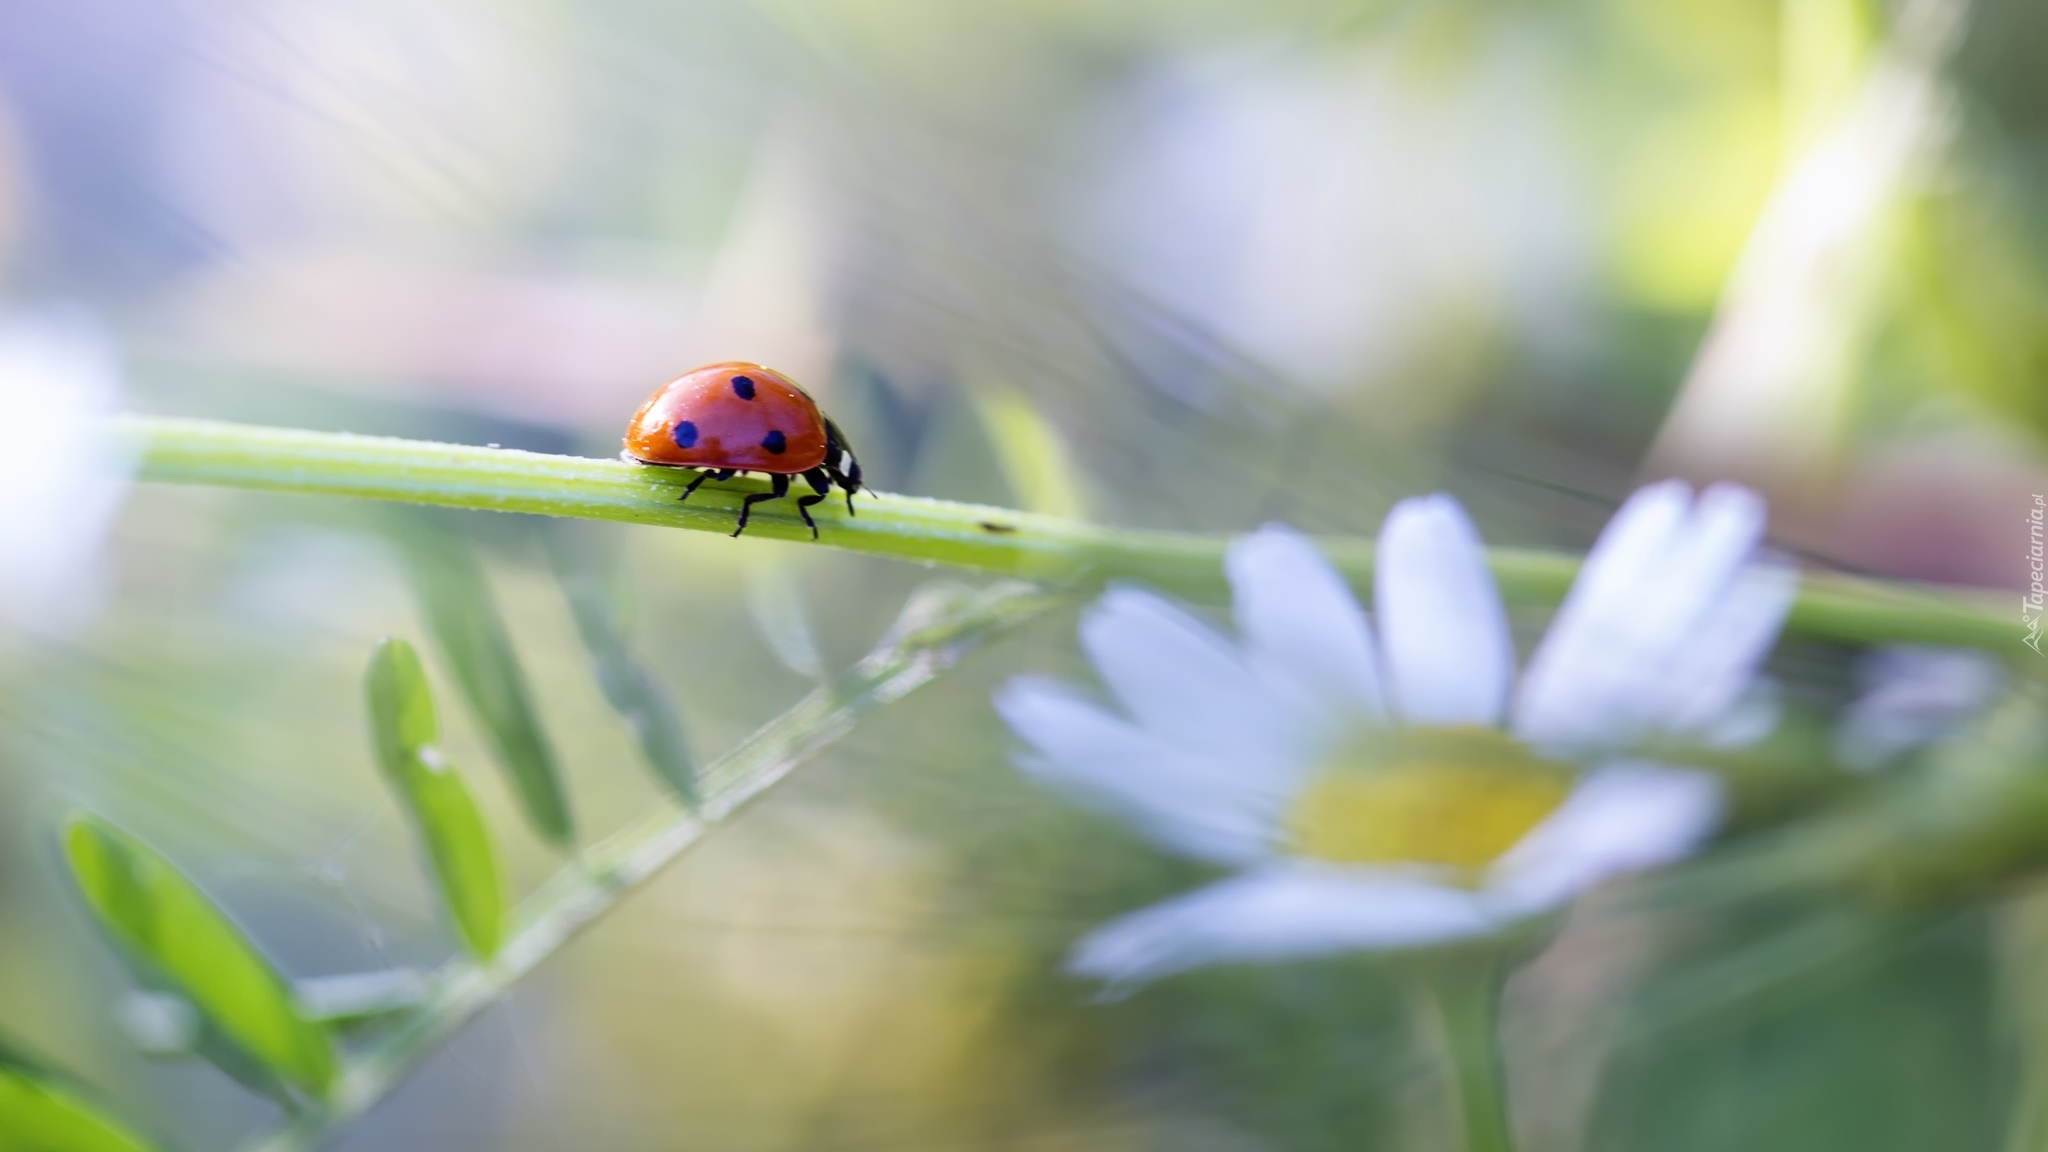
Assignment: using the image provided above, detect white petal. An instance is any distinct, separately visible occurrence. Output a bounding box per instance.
[1835,646,2003,772]
[1226,524,1385,727]
[994,677,1276,865]
[1374,495,1514,727]
[1068,866,1499,987]
[1514,481,1690,746]
[1652,558,1799,736]
[1080,587,1301,766]
[1485,762,1722,916]
[1514,484,1774,750]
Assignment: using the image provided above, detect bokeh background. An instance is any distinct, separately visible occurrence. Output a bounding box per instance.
[3,0,2047,1148]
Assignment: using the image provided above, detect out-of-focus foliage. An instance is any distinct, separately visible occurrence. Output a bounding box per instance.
[364,637,506,959]
[391,516,575,847]
[60,816,335,1098]
[546,528,700,805]
[0,1046,157,1152]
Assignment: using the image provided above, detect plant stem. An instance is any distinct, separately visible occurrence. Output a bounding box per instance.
[120,415,2014,650]
[235,582,1057,1152]
[1426,956,1518,1152]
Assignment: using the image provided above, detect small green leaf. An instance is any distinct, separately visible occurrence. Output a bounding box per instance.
[392,518,574,846]
[972,387,1090,519]
[60,815,335,1096]
[546,530,698,806]
[742,561,826,682]
[366,638,507,958]
[0,1055,158,1152]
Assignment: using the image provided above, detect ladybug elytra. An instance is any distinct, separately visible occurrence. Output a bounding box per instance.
[622,361,865,538]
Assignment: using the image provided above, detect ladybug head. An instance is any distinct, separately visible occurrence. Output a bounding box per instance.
[824,417,863,494]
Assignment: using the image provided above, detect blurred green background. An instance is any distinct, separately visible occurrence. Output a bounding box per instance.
[1,0,2046,1148]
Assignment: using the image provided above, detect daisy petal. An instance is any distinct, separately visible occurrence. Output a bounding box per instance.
[1068,866,1498,987]
[1227,524,1385,726]
[1374,495,1514,726]
[1080,587,1298,766]
[1653,558,1798,736]
[994,677,1275,864]
[1515,484,1772,750]
[1485,762,1722,916]
[1515,481,1690,747]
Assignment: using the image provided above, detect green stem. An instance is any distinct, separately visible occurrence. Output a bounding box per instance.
[235,582,1056,1152]
[1426,957,1517,1152]
[119,415,2013,649]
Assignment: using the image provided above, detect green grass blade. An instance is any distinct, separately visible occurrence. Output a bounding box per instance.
[545,533,698,806]
[120,415,2016,651]
[0,1057,158,1152]
[365,638,508,959]
[60,815,335,1096]
[391,520,574,847]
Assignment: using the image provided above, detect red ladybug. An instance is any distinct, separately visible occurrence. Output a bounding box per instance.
[622,361,865,538]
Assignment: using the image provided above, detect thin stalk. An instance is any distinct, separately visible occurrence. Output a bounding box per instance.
[120,415,2014,650]
[236,582,1058,1152]
[1425,956,1518,1152]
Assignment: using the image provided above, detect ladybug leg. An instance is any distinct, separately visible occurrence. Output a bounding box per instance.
[678,469,737,504]
[794,495,826,538]
[794,469,831,540]
[732,472,790,537]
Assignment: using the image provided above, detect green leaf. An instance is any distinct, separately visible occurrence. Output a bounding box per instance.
[60,814,335,1096]
[365,638,508,958]
[972,387,1090,519]
[545,530,698,806]
[742,561,825,682]
[391,517,574,846]
[0,1056,158,1152]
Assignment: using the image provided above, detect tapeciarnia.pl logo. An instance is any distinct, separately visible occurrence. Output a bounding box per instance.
[2028,494,2045,655]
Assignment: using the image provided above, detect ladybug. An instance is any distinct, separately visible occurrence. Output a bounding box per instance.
[622,361,865,538]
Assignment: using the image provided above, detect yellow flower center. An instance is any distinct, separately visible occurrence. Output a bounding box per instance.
[1284,726,1572,876]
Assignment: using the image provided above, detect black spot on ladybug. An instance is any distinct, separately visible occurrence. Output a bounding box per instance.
[731,375,756,400]
[672,420,699,448]
[762,430,787,454]
[979,521,1018,534]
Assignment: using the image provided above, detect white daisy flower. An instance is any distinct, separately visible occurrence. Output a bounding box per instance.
[995,482,1797,987]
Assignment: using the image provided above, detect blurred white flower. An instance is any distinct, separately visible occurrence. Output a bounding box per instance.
[996,482,1796,987]
[0,307,130,634]
[1834,645,2003,772]
[1081,34,1590,399]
